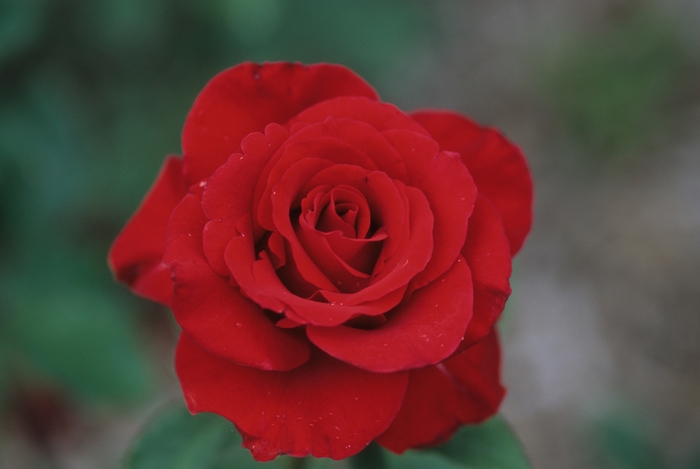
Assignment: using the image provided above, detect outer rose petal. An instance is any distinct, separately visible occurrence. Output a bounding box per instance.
[176,334,409,461]
[182,62,379,184]
[458,194,512,351]
[108,156,187,305]
[307,256,473,373]
[376,330,505,453]
[165,189,310,371]
[411,111,533,255]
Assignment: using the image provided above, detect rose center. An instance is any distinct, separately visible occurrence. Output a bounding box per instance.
[290,185,385,294]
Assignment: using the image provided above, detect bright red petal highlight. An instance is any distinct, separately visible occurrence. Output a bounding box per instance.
[411,111,533,255]
[182,63,378,184]
[307,256,473,373]
[176,334,409,461]
[108,156,187,305]
[376,330,505,453]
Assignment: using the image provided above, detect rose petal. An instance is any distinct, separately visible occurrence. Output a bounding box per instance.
[307,255,473,373]
[225,217,406,326]
[201,127,283,276]
[458,194,512,351]
[108,156,187,305]
[382,129,477,291]
[319,182,433,308]
[297,165,406,265]
[257,134,376,231]
[411,111,533,255]
[182,63,378,184]
[290,95,430,137]
[284,115,412,181]
[375,330,505,453]
[269,157,341,291]
[296,221,384,294]
[165,190,310,371]
[176,333,409,461]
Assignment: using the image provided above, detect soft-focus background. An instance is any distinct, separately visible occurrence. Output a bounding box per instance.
[1,0,699,468]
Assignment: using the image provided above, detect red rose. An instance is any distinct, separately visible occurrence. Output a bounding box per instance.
[109,62,533,461]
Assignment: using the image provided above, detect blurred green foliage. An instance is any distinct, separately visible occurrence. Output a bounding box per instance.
[590,413,667,469]
[589,411,700,469]
[544,8,697,163]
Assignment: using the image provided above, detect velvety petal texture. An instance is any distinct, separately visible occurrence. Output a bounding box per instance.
[182,63,378,184]
[376,330,505,453]
[165,188,311,371]
[176,334,409,461]
[110,62,533,461]
[109,156,188,305]
[410,111,533,255]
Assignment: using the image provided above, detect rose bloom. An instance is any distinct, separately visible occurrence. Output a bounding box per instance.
[109,62,533,461]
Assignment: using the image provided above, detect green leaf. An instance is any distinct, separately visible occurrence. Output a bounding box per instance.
[126,405,295,469]
[385,451,468,469]
[431,416,532,469]
[126,407,234,469]
[349,442,386,469]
